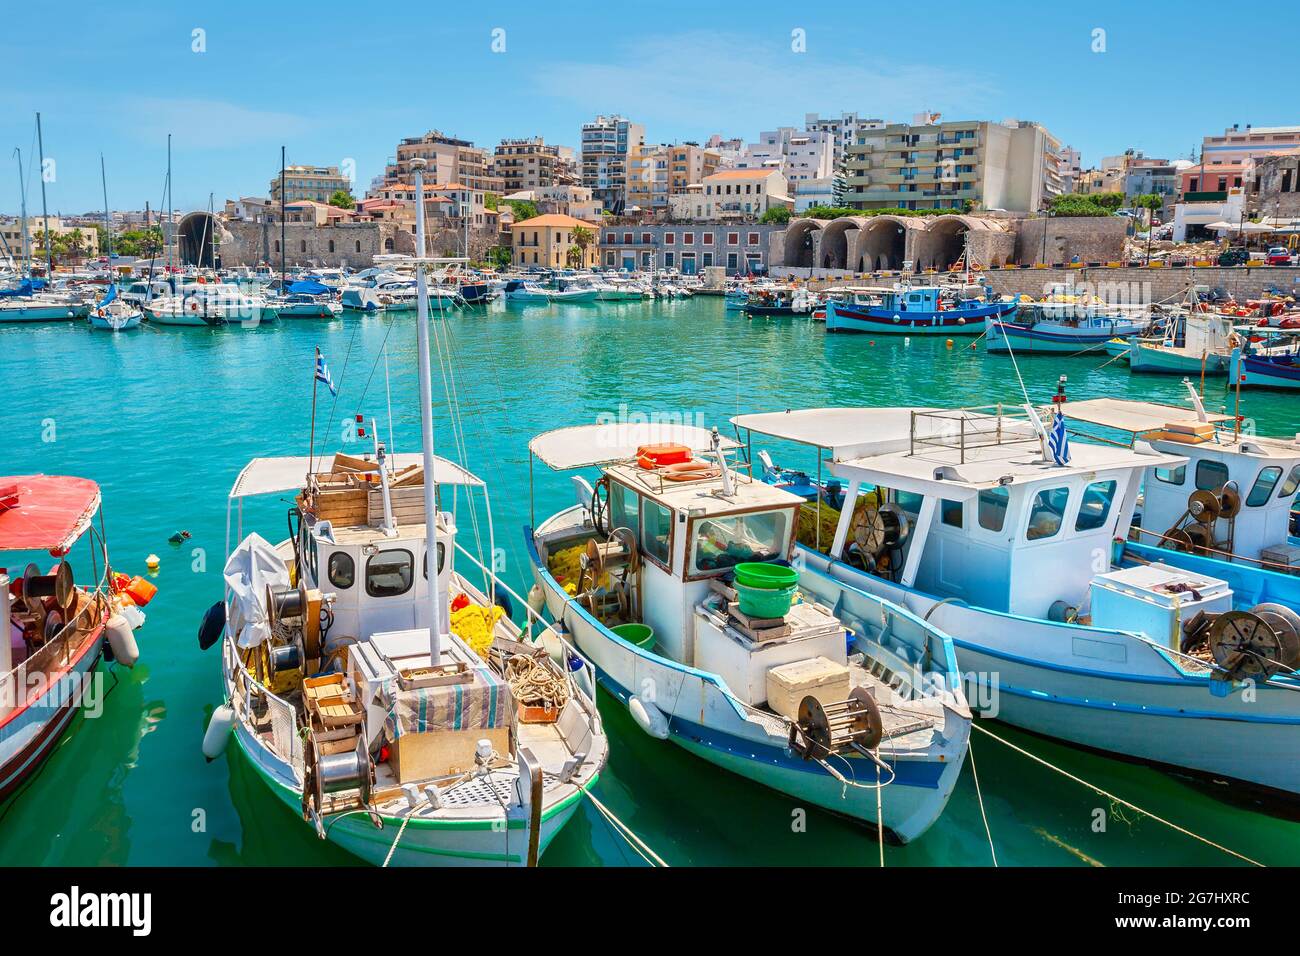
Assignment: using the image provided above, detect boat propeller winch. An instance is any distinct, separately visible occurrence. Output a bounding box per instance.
[1181,603,1300,682]
[789,687,885,764]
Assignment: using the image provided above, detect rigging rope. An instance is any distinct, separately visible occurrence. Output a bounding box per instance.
[585,790,669,867]
[971,722,1264,867]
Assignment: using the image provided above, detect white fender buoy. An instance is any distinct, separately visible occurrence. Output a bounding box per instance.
[106,613,140,668]
[628,695,669,740]
[527,584,546,614]
[202,704,236,761]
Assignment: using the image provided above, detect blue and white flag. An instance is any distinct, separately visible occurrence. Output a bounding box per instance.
[315,352,337,396]
[1047,407,1071,466]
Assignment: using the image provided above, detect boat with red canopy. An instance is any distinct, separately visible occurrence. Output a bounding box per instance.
[0,476,148,801]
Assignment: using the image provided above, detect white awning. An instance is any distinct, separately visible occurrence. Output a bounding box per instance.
[529,423,737,470]
[228,453,483,500]
[732,408,933,461]
[1058,399,1231,434]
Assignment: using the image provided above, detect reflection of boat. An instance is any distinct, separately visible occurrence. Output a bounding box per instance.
[1,476,147,802]
[826,283,1014,335]
[737,404,1300,797]
[527,423,970,843]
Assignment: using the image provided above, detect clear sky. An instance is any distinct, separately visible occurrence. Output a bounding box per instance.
[2,1,1295,214]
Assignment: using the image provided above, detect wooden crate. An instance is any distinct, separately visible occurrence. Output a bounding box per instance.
[389,726,511,784]
[368,485,427,526]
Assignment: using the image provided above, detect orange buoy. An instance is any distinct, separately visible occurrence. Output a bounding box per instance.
[125,576,158,607]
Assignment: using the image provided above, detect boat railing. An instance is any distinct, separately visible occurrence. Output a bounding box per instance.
[909,405,1037,463]
[222,631,304,776]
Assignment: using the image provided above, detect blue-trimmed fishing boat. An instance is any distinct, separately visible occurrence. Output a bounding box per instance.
[986,304,1151,355]
[527,423,971,844]
[826,283,1015,335]
[1229,329,1300,391]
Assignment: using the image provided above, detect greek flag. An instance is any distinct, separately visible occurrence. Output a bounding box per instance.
[1047,408,1071,466]
[315,352,337,396]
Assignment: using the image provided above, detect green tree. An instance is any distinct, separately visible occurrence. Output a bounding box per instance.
[760,206,792,224]
[505,199,539,222]
[567,225,593,267]
[327,190,355,210]
[484,192,499,211]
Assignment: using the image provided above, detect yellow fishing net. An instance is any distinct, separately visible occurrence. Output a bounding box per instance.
[451,604,505,660]
[547,542,609,595]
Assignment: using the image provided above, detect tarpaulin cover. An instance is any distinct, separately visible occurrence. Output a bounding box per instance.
[383,667,513,740]
[222,533,290,648]
[0,475,100,555]
[287,280,330,295]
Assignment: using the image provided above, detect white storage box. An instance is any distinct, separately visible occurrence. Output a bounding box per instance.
[1089,563,1233,648]
[693,601,846,707]
[765,657,851,721]
[1261,543,1300,571]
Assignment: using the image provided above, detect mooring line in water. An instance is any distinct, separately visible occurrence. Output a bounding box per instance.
[875,761,885,868]
[585,791,669,867]
[971,723,1264,867]
[381,807,417,868]
[967,735,998,867]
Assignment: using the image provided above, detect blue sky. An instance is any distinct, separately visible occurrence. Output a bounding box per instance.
[2,1,1295,214]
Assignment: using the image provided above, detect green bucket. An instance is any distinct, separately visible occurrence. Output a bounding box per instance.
[612,623,655,650]
[733,562,799,590]
[734,581,797,619]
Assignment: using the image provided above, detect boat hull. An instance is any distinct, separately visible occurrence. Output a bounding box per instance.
[1229,350,1300,391]
[987,322,1132,355]
[826,298,1014,335]
[0,303,85,322]
[1129,342,1227,375]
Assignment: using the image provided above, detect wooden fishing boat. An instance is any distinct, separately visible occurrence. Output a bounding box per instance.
[826,283,1014,335]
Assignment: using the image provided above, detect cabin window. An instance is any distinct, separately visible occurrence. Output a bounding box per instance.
[1279,465,1300,499]
[366,548,414,597]
[940,499,963,528]
[1247,467,1283,507]
[421,542,447,578]
[1194,460,1229,491]
[691,510,789,574]
[977,487,1010,532]
[1075,480,1118,532]
[327,552,355,589]
[609,482,639,535]
[1026,487,1069,540]
[641,499,673,567]
[1154,464,1185,485]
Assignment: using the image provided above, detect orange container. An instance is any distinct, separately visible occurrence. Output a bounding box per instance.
[636,443,691,468]
[125,576,158,607]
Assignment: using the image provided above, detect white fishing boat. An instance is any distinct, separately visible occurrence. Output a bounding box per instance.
[1128,310,1236,375]
[146,282,268,327]
[267,293,343,319]
[735,404,1300,797]
[87,284,143,331]
[200,159,607,867]
[526,424,970,844]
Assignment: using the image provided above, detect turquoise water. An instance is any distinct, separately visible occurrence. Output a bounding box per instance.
[1,297,1297,867]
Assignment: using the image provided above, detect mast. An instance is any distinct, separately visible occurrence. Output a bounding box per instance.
[411,157,442,663]
[166,133,172,273]
[35,113,52,278]
[14,148,29,274]
[280,145,286,292]
[100,154,113,262]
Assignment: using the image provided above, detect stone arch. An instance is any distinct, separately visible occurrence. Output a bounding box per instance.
[913,215,972,271]
[857,216,909,271]
[818,217,860,271]
[177,212,218,267]
[783,218,822,269]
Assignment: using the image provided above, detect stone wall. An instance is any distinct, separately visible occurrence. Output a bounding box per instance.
[1012,217,1127,266]
[218,220,408,268]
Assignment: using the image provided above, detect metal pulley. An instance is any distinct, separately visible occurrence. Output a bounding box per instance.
[303,735,373,826]
[1187,490,1221,524]
[1206,610,1292,682]
[852,503,909,558]
[789,687,884,762]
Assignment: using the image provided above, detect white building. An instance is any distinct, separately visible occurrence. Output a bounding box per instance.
[736,127,834,187]
[804,112,886,165]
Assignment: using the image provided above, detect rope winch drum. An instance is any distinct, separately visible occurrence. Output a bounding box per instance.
[789,687,885,762]
[302,735,374,831]
[847,503,910,571]
[1181,603,1300,682]
[1161,484,1241,556]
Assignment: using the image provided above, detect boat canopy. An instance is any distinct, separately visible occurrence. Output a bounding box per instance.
[1058,398,1232,435]
[530,422,738,470]
[0,475,101,555]
[228,453,483,500]
[732,408,933,461]
[286,279,330,295]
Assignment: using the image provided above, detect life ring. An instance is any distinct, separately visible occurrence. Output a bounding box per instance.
[187,299,200,313]
[662,461,721,482]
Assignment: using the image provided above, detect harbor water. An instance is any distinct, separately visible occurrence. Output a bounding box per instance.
[1,296,1297,866]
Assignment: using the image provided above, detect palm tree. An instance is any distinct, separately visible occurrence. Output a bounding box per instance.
[570,226,593,268]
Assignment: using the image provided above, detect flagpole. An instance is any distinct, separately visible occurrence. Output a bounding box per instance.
[309,346,320,477]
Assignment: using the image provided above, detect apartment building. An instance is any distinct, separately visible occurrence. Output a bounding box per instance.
[493,137,562,193]
[382,130,504,196]
[736,127,835,187]
[699,168,793,220]
[599,222,781,274]
[804,112,886,165]
[1201,124,1300,167]
[270,165,352,204]
[580,114,645,212]
[843,116,1062,212]
[511,213,600,268]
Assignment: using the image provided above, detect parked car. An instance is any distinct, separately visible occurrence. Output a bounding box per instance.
[1218,247,1249,266]
[1266,246,1294,265]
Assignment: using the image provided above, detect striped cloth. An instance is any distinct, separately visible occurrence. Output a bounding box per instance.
[383,667,512,740]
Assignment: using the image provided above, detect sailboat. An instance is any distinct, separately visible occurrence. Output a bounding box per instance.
[201,158,607,866]
[87,156,142,331]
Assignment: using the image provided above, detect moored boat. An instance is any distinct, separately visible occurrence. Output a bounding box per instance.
[825,283,1014,335]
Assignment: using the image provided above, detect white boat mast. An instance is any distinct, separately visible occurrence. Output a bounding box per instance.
[411,157,443,663]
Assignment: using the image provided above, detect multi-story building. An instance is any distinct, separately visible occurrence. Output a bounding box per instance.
[736,127,835,187]
[0,215,100,261]
[493,137,562,193]
[804,112,886,165]
[382,130,504,196]
[699,168,793,220]
[668,144,721,194]
[1122,157,1183,210]
[843,117,1062,212]
[270,165,352,204]
[581,115,645,212]
[503,184,603,222]
[598,222,781,274]
[1059,146,1083,195]
[626,143,670,212]
[1201,124,1300,167]
[510,213,600,269]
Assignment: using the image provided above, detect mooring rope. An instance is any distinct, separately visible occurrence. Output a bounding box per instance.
[971,722,1263,866]
[585,790,669,867]
[967,734,998,866]
[381,806,417,868]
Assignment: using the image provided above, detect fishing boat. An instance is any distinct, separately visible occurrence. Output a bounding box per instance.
[1128,310,1235,375]
[87,284,143,331]
[986,304,1152,355]
[200,161,607,867]
[548,281,600,304]
[1229,329,1300,391]
[734,402,1300,797]
[1,475,147,801]
[597,276,646,301]
[526,424,971,843]
[742,285,815,317]
[825,283,1015,335]
[146,283,269,327]
[503,280,551,304]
